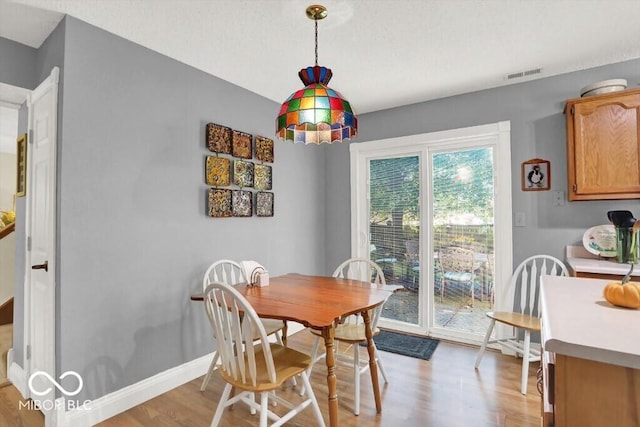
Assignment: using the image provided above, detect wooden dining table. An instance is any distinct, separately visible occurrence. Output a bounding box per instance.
[192,273,394,427]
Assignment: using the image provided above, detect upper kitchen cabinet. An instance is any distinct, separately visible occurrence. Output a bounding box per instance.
[565,88,640,201]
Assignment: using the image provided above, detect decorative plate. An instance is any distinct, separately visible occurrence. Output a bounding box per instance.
[583,224,617,257]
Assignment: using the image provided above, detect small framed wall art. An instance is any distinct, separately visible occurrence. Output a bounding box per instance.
[16,133,27,197]
[205,156,230,186]
[232,130,252,159]
[233,160,254,187]
[208,188,233,217]
[232,190,253,217]
[255,136,274,163]
[206,123,232,154]
[521,158,550,191]
[254,164,272,191]
[256,191,274,217]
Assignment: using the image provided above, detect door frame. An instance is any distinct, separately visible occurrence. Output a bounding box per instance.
[350,121,513,342]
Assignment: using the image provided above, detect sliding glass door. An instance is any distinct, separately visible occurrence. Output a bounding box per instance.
[350,122,513,343]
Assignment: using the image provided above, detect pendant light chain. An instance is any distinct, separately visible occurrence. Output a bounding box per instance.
[314,17,319,66]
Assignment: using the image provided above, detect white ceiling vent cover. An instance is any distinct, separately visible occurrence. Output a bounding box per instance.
[506,68,542,80]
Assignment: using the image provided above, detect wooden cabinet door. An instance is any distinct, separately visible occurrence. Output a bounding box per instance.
[566,89,640,201]
[554,355,640,427]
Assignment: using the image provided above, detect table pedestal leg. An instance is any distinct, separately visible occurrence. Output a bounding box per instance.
[362,310,382,413]
[322,326,338,427]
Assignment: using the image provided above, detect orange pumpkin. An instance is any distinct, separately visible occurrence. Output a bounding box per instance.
[603,281,640,309]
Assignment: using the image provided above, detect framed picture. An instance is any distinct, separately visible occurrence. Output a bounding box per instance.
[205,156,230,186]
[208,188,232,217]
[232,190,253,217]
[232,130,252,159]
[206,123,232,154]
[233,160,254,188]
[255,136,274,163]
[254,164,272,191]
[521,158,550,191]
[256,191,274,217]
[16,133,27,197]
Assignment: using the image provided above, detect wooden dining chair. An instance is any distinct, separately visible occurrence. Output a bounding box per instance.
[203,282,325,427]
[438,246,477,306]
[200,259,287,392]
[474,254,568,394]
[306,257,391,415]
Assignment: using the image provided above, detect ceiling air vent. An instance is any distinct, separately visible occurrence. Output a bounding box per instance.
[506,68,542,80]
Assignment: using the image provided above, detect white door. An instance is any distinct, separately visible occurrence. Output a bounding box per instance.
[24,67,58,411]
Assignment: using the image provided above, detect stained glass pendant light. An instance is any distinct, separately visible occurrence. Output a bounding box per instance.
[276,5,357,144]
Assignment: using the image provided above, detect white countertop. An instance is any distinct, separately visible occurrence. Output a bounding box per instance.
[541,275,640,369]
[565,245,640,277]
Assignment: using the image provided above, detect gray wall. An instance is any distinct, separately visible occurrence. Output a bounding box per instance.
[55,16,327,401]
[325,59,640,266]
[3,16,327,403]
[0,37,37,90]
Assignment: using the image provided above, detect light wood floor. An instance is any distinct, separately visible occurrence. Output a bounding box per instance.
[0,330,541,426]
[0,323,12,388]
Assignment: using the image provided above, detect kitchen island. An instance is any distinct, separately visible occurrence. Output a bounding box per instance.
[540,275,640,427]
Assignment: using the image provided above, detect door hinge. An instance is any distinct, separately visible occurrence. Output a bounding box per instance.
[573,184,577,193]
[27,236,31,251]
[28,129,34,143]
[26,345,31,360]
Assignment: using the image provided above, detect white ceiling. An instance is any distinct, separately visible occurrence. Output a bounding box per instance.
[2,0,640,117]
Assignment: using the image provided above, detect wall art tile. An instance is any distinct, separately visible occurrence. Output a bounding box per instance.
[206,123,232,154]
[256,191,274,217]
[208,188,232,217]
[233,160,254,187]
[232,190,253,217]
[232,130,253,159]
[205,156,230,186]
[255,136,274,163]
[254,164,272,191]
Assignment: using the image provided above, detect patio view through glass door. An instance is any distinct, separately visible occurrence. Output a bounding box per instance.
[351,122,512,343]
[429,148,494,340]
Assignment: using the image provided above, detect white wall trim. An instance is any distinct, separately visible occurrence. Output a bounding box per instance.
[7,351,28,397]
[53,352,213,427]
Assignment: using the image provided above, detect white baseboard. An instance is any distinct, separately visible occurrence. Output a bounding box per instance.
[56,352,213,427]
[7,350,28,397]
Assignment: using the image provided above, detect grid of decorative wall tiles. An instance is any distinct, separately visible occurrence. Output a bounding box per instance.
[205,123,274,217]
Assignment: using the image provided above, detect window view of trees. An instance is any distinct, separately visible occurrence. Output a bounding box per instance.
[432,148,494,226]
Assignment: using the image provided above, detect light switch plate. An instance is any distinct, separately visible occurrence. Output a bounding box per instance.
[552,191,565,206]
[515,212,526,227]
